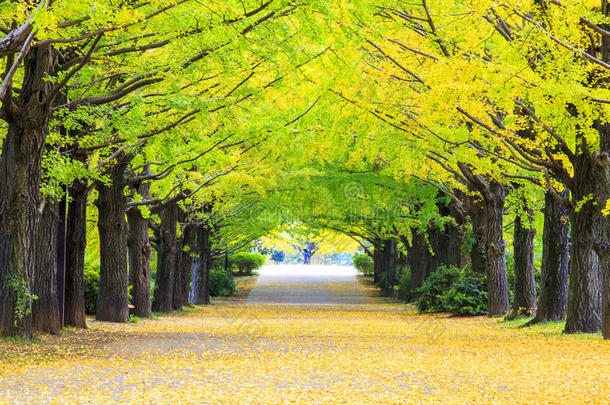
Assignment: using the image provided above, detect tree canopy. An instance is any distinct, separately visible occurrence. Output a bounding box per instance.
[1,0,610,341]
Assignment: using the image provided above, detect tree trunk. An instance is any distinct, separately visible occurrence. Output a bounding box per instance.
[466,196,487,276]
[178,224,196,307]
[190,225,211,305]
[127,207,151,317]
[527,191,569,325]
[600,226,610,338]
[591,0,610,339]
[484,182,510,315]
[426,226,442,275]
[507,210,537,320]
[95,160,129,322]
[303,247,311,264]
[0,44,55,337]
[598,135,610,338]
[406,207,465,303]
[450,193,470,269]
[126,175,152,318]
[565,153,602,334]
[64,177,88,328]
[407,231,429,299]
[172,233,184,311]
[382,238,398,296]
[595,24,610,338]
[31,202,61,334]
[152,202,178,313]
[433,201,465,269]
[372,242,383,286]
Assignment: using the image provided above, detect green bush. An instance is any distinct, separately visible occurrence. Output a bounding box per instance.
[353,254,374,275]
[84,265,100,315]
[394,266,411,302]
[441,276,487,316]
[414,265,489,316]
[209,268,236,297]
[220,252,266,276]
[414,265,460,313]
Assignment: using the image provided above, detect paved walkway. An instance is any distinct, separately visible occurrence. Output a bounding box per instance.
[3,265,610,403]
[246,264,372,305]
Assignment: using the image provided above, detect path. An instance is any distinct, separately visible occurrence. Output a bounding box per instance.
[246,264,372,305]
[2,264,610,403]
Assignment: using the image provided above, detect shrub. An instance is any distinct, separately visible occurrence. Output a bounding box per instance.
[227,252,266,276]
[209,268,236,297]
[441,276,487,316]
[353,254,374,275]
[414,265,460,313]
[394,266,411,302]
[251,252,266,269]
[84,265,100,315]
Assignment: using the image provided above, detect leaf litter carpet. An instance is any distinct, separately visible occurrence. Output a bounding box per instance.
[1,264,610,404]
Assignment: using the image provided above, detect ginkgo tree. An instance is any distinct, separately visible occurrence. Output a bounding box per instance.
[0,0,380,337]
[329,0,610,331]
[0,0,195,337]
[4,0,610,344]
[260,225,360,264]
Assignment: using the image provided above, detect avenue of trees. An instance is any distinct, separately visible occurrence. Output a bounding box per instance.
[2,0,610,341]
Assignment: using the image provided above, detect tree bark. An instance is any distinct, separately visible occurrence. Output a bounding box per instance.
[598,194,610,337]
[31,202,61,334]
[95,160,130,322]
[407,231,429,298]
[465,195,487,276]
[303,248,311,264]
[507,210,537,320]
[565,152,602,333]
[64,177,88,328]
[594,17,610,338]
[127,206,152,317]
[527,191,569,325]
[403,201,442,300]
[381,238,398,296]
[177,224,196,308]
[484,182,510,315]
[433,201,465,269]
[599,226,610,338]
[406,206,464,302]
[0,44,55,337]
[172,233,184,311]
[190,225,211,305]
[372,241,383,286]
[152,202,178,313]
[597,141,610,338]
[126,176,152,318]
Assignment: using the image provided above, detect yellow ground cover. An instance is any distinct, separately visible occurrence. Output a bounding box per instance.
[0,301,609,403]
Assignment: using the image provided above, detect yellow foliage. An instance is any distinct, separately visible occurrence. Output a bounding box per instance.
[602,199,610,217]
[1,297,609,403]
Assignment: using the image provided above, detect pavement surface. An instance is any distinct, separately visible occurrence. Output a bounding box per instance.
[2,264,608,403]
[246,264,373,306]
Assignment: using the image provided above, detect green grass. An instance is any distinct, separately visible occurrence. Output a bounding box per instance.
[0,334,40,344]
[496,317,602,339]
[498,317,533,326]
[151,306,202,319]
[178,305,201,313]
[570,331,603,340]
[128,315,141,323]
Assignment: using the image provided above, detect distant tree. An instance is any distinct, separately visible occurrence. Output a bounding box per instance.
[271,250,286,264]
